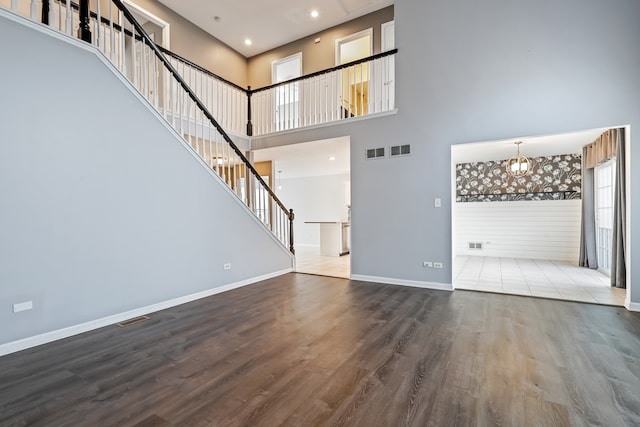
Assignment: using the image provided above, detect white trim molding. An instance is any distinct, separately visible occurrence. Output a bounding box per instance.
[350,274,453,292]
[0,269,292,357]
[626,300,640,312]
[122,0,171,49]
[335,27,373,65]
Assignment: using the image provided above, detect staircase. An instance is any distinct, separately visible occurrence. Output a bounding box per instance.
[1,0,295,253]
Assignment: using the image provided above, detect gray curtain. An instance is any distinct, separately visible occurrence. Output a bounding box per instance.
[578,147,598,269]
[611,129,626,288]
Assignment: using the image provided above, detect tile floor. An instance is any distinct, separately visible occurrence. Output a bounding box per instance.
[454,255,626,306]
[295,246,350,279]
[293,250,626,307]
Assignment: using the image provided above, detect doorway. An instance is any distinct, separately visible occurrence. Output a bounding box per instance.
[336,29,372,64]
[451,128,626,306]
[272,53,302,131]
[123,0,170,48]
[252,137,351,279]
[336,29,372,117]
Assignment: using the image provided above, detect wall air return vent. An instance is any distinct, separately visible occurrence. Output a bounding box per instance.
[468,242,483,250]
[366,147,386,160]
[390,144,411,157]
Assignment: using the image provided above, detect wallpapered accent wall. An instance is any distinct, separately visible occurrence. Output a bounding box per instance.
[456,153,582,202]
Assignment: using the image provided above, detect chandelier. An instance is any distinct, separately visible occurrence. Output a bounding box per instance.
[506,141,533,177]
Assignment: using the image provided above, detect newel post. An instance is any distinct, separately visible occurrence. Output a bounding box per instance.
[78,0,92,43]
[246,86,253,137]
[289,209,295,254]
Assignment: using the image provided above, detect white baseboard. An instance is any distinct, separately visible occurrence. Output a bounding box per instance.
[625,300,640,312]
[0,269,292,357]
[350,274,453,292]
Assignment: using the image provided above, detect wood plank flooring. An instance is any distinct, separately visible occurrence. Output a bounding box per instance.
[1,273,639,426]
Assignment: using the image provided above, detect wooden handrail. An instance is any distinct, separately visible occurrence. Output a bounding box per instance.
[108,0,292,219]
[250,49,398,94]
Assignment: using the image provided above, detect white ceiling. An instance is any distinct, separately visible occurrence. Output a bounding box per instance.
[451,127,609,164]
[253,137,350,179]
[156,0,394,57]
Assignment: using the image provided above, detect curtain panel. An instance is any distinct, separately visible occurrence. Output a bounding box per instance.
[583,128,618,168]
[611,130,627,288]
[578,127,626,288]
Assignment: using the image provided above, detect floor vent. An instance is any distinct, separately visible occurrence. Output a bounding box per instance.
[468,242,483,250]
[390,144,411,157]
[366,147,386,159]
[117,316,150,327]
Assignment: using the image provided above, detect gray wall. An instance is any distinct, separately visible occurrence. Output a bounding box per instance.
[252,0,640,304]
[0,14,292,345]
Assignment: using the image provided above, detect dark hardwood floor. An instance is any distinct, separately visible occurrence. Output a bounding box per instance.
[1,273,640,426]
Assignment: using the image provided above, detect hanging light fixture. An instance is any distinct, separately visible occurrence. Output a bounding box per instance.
[506,141,533,177]
[277,170,283,190]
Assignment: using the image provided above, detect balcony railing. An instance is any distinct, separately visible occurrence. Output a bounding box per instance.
[1,1,397,139]
[162,49,248,136]
[249,50,397,136]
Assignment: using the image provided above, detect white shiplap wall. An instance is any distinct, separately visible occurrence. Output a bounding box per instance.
[454,200,581,261]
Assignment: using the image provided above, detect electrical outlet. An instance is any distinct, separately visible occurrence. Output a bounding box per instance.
[13,301,33,313]
[433,262,443,269]
[423,261,433,268]
[223,263,231,270]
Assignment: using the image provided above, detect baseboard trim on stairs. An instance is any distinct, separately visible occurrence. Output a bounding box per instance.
[0,269,292,357]
[350,274,453,292]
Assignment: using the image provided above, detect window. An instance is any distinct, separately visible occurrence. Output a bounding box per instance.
[595,159,616,274]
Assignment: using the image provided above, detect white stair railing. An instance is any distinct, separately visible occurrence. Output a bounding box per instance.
[164,51,248,136]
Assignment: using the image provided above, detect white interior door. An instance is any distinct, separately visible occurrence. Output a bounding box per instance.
[381,20,395,110]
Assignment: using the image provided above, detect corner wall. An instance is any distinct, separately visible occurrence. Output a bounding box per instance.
[0,13,292,349]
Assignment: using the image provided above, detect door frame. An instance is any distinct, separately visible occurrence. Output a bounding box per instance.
[271,52,302,84]
[122,0,171,49]
[335,28,373,65]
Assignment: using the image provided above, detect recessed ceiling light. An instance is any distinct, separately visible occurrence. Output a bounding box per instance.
[329,156,336,161]
[311,10,319,18]
[244,38,252,46]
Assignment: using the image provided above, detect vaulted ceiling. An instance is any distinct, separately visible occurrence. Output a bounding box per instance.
[157,0,394,57]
